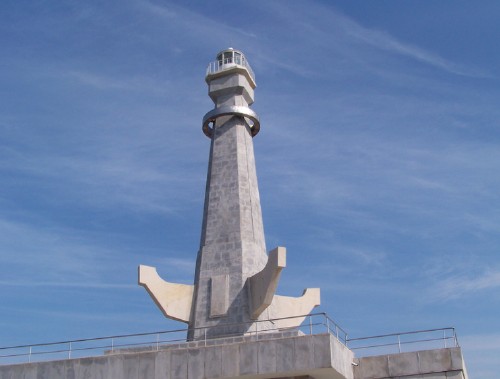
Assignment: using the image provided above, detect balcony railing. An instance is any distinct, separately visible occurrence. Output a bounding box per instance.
[0,313,345,365]
[0,314,459,365]
[346,327,459,357]
[206,57,255,82]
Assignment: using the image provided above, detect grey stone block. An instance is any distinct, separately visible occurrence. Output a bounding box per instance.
[94,357,111,379]
[204,346,224,378]
[354,355,389,379]
[294,335,314,371]
[388,351,419,377]
[257,339,276,374]
[419,349,452,373]
[238,341,258,375]
[123,355,139,379]
[155,350,171,379]
[186,349,204,379]
[18,366,30,379]
[275,338,295,372]
[106,355,123,378]
[75,357,96,379]
[35,362,50,379]
[43,360,67,379]
[449,348,465,370]
[220,344,238,378]
[139,353,156,379]
[0,366,14,379]
[170,350,188,379]
[313,334,332,368]
[330,335,354,379]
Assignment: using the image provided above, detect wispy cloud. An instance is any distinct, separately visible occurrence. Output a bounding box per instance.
[459,334,500,379]
[461,333,500,352]
[0,218,127,283]
[0,281,135,289]
[136,0,257,39]
[156,257,195,273]
[1,126,204,214]
[431,269,500,301]
[343,21,489,78]
[0,215,195,299]
[62,70,170,93]
[257,1,489,79]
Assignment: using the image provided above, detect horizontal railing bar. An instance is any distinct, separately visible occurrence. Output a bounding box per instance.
[0,327,186,351]
[347,327,455,342]
[350,336,457,351]
[0,313,339,352]
[3,313,454,365]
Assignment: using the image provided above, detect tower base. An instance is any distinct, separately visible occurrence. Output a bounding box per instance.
[0,333,469,379]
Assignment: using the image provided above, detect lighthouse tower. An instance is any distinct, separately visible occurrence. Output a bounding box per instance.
[139,48,320,340]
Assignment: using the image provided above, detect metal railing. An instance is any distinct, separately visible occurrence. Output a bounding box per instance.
[346,327,459,357]
[206,57,255,82]
[0,313,345,365]
[0,315,459,365]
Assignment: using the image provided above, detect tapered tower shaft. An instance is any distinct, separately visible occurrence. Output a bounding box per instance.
[189,49,267,339]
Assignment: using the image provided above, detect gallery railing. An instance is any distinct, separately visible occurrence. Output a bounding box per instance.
[206,57,255,81]
[0,314,459,365]
[0,313,345,365]
[346,327,459,357]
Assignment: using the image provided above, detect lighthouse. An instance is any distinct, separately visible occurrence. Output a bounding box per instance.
[139,48,320,340]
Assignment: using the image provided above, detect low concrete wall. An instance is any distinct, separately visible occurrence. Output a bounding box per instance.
[0,333,354,379]
[353,347,468,379]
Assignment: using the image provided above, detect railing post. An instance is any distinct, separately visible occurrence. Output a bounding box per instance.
[29,346,32,363]
[156,333,160,351]
[68,342,72,359]
[326,316,330,334]
[204,328,207,347]
[309,315,313,335]
[443,329,447,348]
[111,338,114,352]
[397,335,401,353]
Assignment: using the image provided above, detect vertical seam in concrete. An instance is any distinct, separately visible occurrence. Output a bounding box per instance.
[243,121,256,244]
[257,340,260,375]
[417,351,421,375]
[219,344,223,378]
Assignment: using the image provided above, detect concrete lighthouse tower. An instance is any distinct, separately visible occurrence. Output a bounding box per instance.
[139,48,320,340]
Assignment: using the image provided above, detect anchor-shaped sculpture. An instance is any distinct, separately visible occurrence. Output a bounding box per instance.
[139,246,320,329]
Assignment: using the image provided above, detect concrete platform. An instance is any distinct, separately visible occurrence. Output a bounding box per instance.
[353,347,469,379]
[0,332,353,379]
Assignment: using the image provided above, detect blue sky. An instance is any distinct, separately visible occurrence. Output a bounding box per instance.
[1,0,499,377]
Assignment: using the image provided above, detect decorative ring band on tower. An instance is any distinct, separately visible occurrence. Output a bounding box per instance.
[202,105,260,138]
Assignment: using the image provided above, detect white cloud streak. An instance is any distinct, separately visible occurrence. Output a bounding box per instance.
[432,270,500,300]
[62,70,171,93]
[255,1,489,79]
[343,20,489,78]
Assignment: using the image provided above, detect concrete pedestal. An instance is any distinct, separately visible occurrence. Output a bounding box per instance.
[0,333,353,379]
